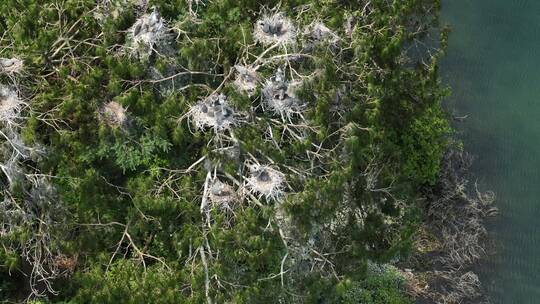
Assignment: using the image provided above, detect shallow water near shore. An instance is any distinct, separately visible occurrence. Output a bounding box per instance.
[441,1,540,303]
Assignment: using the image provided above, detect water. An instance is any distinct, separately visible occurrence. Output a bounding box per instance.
[441,1,540,303]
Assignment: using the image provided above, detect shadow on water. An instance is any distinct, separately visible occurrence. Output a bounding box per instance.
[441,1,540,303]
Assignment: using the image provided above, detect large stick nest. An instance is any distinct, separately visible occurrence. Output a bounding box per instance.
[246,164,285,201]
[262,69,304,119]
[99,101,128,128]
[254,13,297,46]
[208,179,238,210]
[0,85,24,125]
[125,7,170,58]
[302,22,340,50]
[190,94,237,131]
[233,65,260,96]
[0,58,23,75]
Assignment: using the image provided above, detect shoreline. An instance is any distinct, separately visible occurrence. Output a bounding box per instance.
[405,147,497,303]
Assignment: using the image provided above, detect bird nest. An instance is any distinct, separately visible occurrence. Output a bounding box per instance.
[208,179,237,210]
[262,69,303,119]
[233,65,260,96]
[254,13,296,46]
[126,7,170,58]
[0,85,23,124]
[0,58,23,75]
[100,101,128,127]
[303,22,340,48]
[190,94,236,131]
[246,164,285,201]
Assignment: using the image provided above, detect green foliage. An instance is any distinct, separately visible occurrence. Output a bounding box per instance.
[0,0,447,302]
[95,132,172,172]
[340,277,412,304]
[338,264,412,304]
[69,261,186,304]
[400,106,450,185]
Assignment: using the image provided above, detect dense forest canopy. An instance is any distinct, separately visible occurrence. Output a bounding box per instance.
[0,0,453,303]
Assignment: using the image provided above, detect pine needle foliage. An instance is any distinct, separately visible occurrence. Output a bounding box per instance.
[0,0,449,302]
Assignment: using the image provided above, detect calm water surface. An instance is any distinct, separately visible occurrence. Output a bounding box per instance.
[442,1,540,303]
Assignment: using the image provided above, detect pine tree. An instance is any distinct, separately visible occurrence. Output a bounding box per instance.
[0,0,448,302]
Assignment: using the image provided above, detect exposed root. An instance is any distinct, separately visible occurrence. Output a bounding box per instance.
[404,148,497,304]
[427,150,497,269]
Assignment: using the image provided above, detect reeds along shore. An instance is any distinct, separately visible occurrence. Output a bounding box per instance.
[403,148,498,303]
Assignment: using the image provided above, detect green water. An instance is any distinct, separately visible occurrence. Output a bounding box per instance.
[442,1,540,303]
